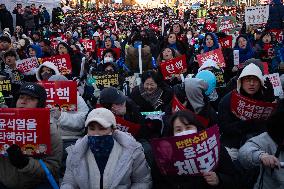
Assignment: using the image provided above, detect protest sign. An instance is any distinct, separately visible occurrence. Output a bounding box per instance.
[92,71,120,90]
[38,81,77,111]
[231,90,277,121]
[197,48,226,68]
[205,20,217,32]
[160,55,187,80]
[116,116,141,136]
[172,95,209,127]
[211,68,226,88]
[42,54,72,75]
[0,80,12,97]
[219,35,233,49]
[245,5,269,25]
[16,57,39,75]
[269,29,283,43]
[150,125,220,176]
[217,16,236,34]
[97,48,121,59]
[265,73,284,97]
[0,108,51,156]
[233,50,239,66]
[79,39,96,52]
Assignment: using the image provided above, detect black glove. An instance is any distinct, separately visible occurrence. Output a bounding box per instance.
[263,77,275,102]
[7,144,29,169]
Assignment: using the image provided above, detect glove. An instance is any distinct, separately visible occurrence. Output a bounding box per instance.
[263,77,275,102]
[7,144,29,169]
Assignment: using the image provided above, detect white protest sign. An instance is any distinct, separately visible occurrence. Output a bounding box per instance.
[265,73,284,97]
[245,5,269,25]
[233,50,239,66]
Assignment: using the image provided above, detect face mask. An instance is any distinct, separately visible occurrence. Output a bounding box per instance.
[88,135,114,157]
[174,129,197,137]
[104,57,114,63]
[41,72,53,80]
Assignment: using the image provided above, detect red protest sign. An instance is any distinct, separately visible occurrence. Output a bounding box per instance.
[269,29,283,43]
[97,48,121,59]
[16,57,39,75]
[205,23,217,32]
[160,55,187,80]
[116,116,141,136]
[218,35,233,49]
[80,39,96,52]
[0,108,51,156]
[38,81,77,111]
[150,125,220,176]
[42,54,72,75]
[231,90,277,121]
[172,95,209,127]
[197,48,226,68]
[149,24,159,32]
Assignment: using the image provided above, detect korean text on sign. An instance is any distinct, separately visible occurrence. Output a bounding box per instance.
[93,72,120,90]
[230,90,277,121]
[16,57,39,75]
[160,55,187,80]
[0,80,12,96]
[42,54,72,75]
[0,108,51,156]
[150,125,220,176]
[197,48,226,68]
[245,5,269,25]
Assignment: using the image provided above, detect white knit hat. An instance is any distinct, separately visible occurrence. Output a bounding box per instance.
[85,108,116,128]
[237,63,264,93]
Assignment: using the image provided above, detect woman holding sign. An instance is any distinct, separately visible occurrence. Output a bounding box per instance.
[150,110,238,189]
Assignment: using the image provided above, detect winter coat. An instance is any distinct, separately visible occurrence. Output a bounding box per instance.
[267,2,284,30]
[0,8,13,33]
[61,130,152,189]
[238,132,284,189]
[12,8,24,27]
[0,116,62,189]
[36,61,60,81]
[218,91,267,149]
[150,145,239,189]
[22,11,35,30]
[56,93,89,139]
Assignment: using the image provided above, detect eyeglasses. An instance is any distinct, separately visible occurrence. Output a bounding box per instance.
[242,76,259,83]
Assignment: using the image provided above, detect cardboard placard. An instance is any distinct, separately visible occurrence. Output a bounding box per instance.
[97,48,121,59]
[116,116,141,136]
[0,80,12,97]
[160,55,187,80]
[150,125,220,176]
[217,16,237,34]
[0,108,51,156]
[38,81,77,111]
[231,90,277,121]
[79,39,96,52]
[245,5,269,25]
[197,48,226,68]
[92,71,120,90]
[42,54,72,75]
[16,57,39,75]
[219,35,233,49]
[265,73,284,97]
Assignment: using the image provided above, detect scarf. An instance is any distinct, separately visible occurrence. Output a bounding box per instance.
[139,84,164,110]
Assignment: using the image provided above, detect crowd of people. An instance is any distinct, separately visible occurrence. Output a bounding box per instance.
[0,0,284,189]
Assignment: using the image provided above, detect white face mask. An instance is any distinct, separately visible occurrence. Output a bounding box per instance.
[174,129,197,137]
[104,57,114,63]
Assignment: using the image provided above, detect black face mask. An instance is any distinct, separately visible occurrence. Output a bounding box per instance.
[41,72,53,80]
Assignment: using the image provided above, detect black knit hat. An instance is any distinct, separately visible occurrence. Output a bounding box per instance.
[17,82,47,108]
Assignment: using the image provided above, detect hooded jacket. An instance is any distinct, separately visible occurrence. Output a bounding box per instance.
[203,33,220,53]
[267,0,284,29]
[36,61,60,81]
[61,130,152,189]
[234,35,256,64]
[26,44,43,58]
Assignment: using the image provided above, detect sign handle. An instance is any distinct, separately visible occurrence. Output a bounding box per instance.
[39,159,60,189]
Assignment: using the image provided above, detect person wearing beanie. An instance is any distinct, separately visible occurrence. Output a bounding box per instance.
[36,61,60,81]
[61,108,152,189]
[238,100,284,189]
[218,63,276,161]
[149,110,238,189]
[0,82,62,189]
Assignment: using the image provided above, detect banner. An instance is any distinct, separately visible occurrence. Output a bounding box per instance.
[269,29,283,43]
[265,73,284,97]
[79,39,96,52]
[0,80,12,97]
[0,108,51,156]
[160,55,187,80]
[116,116,141,136]
[197,48,226,68]
[219,35,233,49]
[217,16,237,34]
[92,71,120,90]
[211,68,226,88]
[38,81,77,111]
[16,57,39,75]
[150,125,220,176]
[231,90,277,121]
[172,95,209,127]
[42,54,72,75]
[245,5,269,25]
[97,48,121,59]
